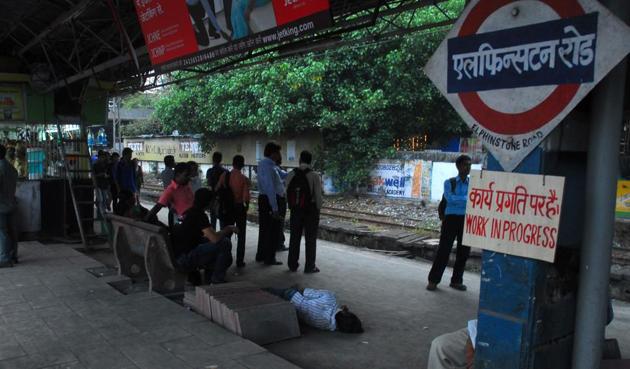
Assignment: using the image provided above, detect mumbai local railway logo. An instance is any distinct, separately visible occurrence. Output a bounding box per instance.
[424,0,630,172]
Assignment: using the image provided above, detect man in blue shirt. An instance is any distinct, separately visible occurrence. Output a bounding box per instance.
[427,155,472,292]
[255,142,286,265]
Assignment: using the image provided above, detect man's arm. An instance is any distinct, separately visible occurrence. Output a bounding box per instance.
[443,179,467,204]
[145,203,164,221]
[201,225,237,243]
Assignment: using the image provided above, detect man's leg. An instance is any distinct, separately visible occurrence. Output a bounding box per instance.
[263,287,298,301]
[276,197,287,251]
[235,204,247,267]
[427,328,470,369]
[428,216,459,286]
[210,238,233,282]
[256,195,270,261]
[287,209,304,271]
[451,216,470,286]
[0,213,13,266]
[8,211,18,263]
[304,209,320,271]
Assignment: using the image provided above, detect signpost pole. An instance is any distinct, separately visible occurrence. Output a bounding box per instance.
[572,2,629,368]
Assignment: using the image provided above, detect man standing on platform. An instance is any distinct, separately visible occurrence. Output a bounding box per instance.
[255,142,285,266]
[114,148,137,203]
[146,163,194,225]
[286,151,323,273]
[218,155,250,268]
[160,155,175,189]
[0,144,18,268]
[206,152,228,229]
[427,155,472,292]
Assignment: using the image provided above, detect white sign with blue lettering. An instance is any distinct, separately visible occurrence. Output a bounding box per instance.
[424,0,630,172]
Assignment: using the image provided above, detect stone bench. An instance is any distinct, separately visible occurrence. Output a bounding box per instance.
[108,214,186,294]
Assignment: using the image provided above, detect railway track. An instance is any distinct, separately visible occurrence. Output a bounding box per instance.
[141,184,438,233]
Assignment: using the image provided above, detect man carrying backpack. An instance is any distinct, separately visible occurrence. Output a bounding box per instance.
[217,155,250,268]
[427,155,472,292]
[285,151,323,273]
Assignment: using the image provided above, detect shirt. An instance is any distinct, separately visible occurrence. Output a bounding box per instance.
[444,176,469,216]
[173,206,210,258]
[115,160,137,193]
[206,165,227,190]
[468,320,477,349]
[219,169,251,204]
[285,164,323,210]
[0,159,18,214]
[158,181,194,217]
[290,288,338,331]
[92,160,110,189]
[160,167,174,189]
[257,157,285,212]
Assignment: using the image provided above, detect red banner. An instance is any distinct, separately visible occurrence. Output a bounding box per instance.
[134,0,331,70]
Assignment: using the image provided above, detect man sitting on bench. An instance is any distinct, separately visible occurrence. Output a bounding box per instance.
[172,188,237,285]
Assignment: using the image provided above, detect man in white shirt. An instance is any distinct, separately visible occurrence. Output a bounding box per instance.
[428,320,477,369]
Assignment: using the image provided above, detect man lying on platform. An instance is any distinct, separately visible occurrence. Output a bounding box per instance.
[265,285,364,334]
[171,188,237,285]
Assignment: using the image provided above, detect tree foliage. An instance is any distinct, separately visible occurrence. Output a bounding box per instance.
[155,1,466,191]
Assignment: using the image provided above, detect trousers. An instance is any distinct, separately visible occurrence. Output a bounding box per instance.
[428,215,470,285]
[288,206,320,271]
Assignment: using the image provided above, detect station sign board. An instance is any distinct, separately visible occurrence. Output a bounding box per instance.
[134,0,331,72]
[424,0,630,172]
[463,170,565,263]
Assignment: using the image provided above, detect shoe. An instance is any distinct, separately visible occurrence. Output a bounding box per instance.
[277,246,289,252]
[0,261,14,268]
[449,283,467,291]
[304,266,320,274]
[426,282,437,291]
[264,260,283,266]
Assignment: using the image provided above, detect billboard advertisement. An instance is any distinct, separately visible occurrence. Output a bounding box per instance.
[134,0,331,72]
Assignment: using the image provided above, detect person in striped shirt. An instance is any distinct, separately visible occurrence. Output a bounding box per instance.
[265,286,363,333]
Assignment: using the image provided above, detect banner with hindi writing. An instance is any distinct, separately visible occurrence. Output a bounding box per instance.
[463,170,565,263]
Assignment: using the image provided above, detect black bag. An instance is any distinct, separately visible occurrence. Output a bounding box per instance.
[438,177,457,221]
[217,171,235,224]
[287,168,312,210]
[207,166,227,190]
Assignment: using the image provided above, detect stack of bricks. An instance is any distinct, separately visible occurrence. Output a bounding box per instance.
[184,281,301,345]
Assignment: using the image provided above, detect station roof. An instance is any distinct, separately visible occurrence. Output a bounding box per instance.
[0,0,452,94]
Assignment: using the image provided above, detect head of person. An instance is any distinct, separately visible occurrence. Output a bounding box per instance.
[212,152,222,165]
[97,150,106,159]
[299,150,312,166]
[0,144,6,160]
[122,148,133,161]
[232,155,245,170]
[335,306,364,334]
[187,161,199,177]
[164,155,175,168]
[263,142,282,163]
[173,162,191,185]
[455,155,472,177]
[193,188,214,210]
[111,152,120,162]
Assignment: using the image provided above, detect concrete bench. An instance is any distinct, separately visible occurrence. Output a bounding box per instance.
[108,214,186,294]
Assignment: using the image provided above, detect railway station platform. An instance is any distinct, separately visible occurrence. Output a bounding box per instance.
[5,209,627,369]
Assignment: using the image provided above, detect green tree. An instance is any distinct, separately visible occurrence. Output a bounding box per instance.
[155,1,466,191]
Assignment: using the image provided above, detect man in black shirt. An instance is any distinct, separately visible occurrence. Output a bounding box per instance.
[206,152,228,229]
[173,188,237,284]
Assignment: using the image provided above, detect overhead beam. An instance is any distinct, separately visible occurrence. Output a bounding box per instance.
[45,46,147,92]
[18,0,94,57]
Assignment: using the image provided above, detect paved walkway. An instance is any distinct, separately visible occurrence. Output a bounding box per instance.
[0,241,300,369]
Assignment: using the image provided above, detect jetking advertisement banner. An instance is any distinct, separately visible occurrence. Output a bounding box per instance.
[134,0,331,72]
[366,160,432,199]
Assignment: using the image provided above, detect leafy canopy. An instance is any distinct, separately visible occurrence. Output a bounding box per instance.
[155,1,467,191]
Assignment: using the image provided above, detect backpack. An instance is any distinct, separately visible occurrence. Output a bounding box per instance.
[207,166,227,190]
[216,171,235,224]
[287,168,312,210]
[438,177,457,221]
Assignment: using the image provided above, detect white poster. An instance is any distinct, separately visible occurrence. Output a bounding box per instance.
[463,170,565,263]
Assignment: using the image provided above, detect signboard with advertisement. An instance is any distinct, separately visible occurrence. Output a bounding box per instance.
[0,85,26,122]
[463,170,565,263]
[134,0,331,72]
[616,180,630,219]
[424,0,630,172]
[366,160,432,199]
[125,137,210,163]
